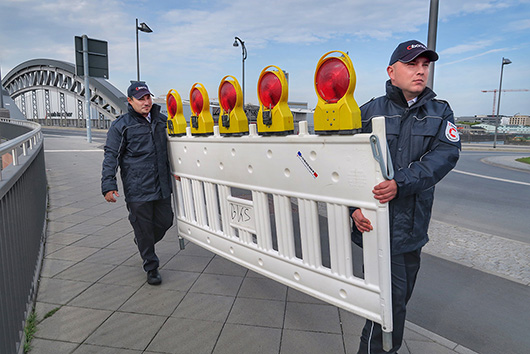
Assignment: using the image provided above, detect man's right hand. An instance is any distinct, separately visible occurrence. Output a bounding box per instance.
[104,190,120,203]
[352,209,373,233]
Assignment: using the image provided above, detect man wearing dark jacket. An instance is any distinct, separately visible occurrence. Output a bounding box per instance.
[101,81,173,285]
[352,40,460,353]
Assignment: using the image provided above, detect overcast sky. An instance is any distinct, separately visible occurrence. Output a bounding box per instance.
[1,0,529,117]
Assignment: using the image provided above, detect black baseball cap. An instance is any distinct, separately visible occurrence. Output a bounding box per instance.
[127,81,153,99]
[389,40,439,66]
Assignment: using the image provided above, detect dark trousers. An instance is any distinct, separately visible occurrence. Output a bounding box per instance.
[126,197,174,272]
[358,249,422,354]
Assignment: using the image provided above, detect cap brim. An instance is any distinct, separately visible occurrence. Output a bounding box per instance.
[400,49,439,63]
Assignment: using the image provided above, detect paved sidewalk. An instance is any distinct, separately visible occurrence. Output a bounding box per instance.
[29,132,477,354]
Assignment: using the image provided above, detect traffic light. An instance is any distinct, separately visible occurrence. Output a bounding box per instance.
[313,51,361,134]
[218,75,248,135]
[166,89,187,136]
[257,65,293,135]
[189,83,214,135]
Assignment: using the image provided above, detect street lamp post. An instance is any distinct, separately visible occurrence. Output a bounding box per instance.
[136,18,153,82]
[233,37,247,106]
[494,57,512,148]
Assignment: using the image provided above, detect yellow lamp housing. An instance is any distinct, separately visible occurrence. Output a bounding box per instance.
[313,50,361,134]
[166,89,187,136]
[189,83,214,135]
[257,65,293,135]
[218,75,249,135]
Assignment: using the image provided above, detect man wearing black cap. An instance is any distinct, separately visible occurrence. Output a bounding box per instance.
[351,40,460,353]
[101,81,173,285]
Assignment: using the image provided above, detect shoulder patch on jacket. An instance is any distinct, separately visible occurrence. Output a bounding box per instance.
[444,121,460,142]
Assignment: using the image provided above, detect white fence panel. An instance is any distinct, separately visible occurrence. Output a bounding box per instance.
[168,117,393,334]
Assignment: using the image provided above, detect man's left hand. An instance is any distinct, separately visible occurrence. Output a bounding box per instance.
[373,180,397,204]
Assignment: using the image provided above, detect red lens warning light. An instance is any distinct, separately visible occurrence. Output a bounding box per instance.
[218,75,248,135]
[189,83,214,135]
[258,72,282,109]
[256,65,293,135]
[165,89,187,136]
[313,51,361,134]
[220,81,237,112]
[167,94,177,118]
[315,58,349,104]
[190,88,204,116]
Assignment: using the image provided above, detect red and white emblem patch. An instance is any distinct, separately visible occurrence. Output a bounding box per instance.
[445,122,459,142]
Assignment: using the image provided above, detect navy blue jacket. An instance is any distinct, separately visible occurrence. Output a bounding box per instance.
[353,80,460,255]
[101,103,172,202]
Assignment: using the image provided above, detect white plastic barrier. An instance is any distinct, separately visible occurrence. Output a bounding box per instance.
[168,117,393,338]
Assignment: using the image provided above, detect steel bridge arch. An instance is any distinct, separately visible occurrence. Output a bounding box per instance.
[2,59,127,125]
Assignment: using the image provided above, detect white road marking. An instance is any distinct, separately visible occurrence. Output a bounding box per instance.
[452,169,530,186]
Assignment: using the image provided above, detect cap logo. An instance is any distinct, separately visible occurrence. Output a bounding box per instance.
[407,44,427,51]
[135,86,148,91]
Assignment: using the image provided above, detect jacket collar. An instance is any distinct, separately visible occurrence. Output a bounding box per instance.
[385,79,436,108]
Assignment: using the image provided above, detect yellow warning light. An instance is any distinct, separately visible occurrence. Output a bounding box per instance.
[218,75,249,135]
[313,51,361,134]
[257,65,293,135]
[166,89,187,136]
[189,83,214,135]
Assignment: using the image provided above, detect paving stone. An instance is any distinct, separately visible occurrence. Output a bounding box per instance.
[286,287,327,305]
[54,262,116,282]
[203,255,248,276]
[280,329,345,354]
[35,306,112,343]
[29,338,78,354]
[238,276,287,301]
[146,317,223,354]
[72,344,142,354]
[33,302,63,323]
[63,222,106,235]
[227,297,285,328]
[163,254,212,272]
[45,233,86,246]
[172,292,234,322]
[189,273,244,296]
[40,258,76,278]
[213,323,281,354]
[82,247,137,265]
[85,312,165,350]
[339,308,366,335]
[37,278,92,305]
[97,265,146,287]
[69,283,138,310]
[70,235,116,248]
[406,339,457,354]
[177,242,216,258]
[284,301,341,333]
[46,245,99,262]
[118,286,185,316]
[156,269,200,292]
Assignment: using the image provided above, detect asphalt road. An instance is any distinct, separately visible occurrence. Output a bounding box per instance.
[409,254,530,354]
[411,149,530,354]
[433,150,530,243]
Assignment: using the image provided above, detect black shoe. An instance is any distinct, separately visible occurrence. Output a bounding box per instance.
[147,269,162,285]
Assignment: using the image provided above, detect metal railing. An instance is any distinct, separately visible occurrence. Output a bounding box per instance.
[27,118,111,130]
[0,118,47,354]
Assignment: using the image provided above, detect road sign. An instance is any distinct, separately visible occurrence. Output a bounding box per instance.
[74,36,109,78]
